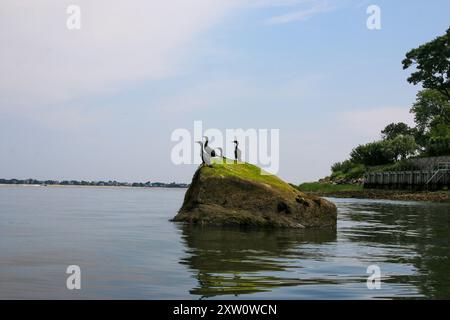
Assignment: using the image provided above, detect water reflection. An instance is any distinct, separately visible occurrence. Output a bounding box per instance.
[2,186,449,299]
[336,199,450,299]
[178,225,336,298]
[177,199,450,299]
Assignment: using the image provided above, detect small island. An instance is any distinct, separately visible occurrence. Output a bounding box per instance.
[172,160,337,229]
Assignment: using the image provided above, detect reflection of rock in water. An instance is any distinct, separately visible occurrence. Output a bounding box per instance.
[177,224,336,298]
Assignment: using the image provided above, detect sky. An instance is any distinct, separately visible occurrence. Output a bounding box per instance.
[1,0,449,184]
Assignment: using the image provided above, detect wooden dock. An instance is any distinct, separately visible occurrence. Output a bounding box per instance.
[364,163,450,190]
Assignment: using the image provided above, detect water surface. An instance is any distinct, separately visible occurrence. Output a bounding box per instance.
[0,186,449,299]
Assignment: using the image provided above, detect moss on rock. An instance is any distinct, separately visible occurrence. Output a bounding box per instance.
[172,160,337,228]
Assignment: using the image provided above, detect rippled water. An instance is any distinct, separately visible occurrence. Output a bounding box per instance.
[0,186,449,299]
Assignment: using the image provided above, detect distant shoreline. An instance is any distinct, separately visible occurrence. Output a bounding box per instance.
[0,181,189,189]
[0,183,188,189]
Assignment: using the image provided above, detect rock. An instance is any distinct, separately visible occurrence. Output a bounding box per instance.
[172,160,337,228]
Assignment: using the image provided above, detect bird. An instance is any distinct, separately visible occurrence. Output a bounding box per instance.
[202,136,216,157]
[233,139,241,162]
[196,141,211,166]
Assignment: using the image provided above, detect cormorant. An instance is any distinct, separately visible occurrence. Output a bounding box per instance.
[196,141,211,166]
[233,139,241,162]
[202,136,216,157]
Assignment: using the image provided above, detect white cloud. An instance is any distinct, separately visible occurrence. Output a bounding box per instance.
[247,0,318,8]
[156,74,324,116]
[266,0,334,24]
[0,0,239,109]
[339,106,415,141]
[1,0,329,111]
[277,106,415,183]
[0,0,334,131]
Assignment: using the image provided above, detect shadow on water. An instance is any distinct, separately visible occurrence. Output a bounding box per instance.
[177,224,336,298]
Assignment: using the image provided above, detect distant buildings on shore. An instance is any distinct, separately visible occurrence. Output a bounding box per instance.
[0,178,189,188]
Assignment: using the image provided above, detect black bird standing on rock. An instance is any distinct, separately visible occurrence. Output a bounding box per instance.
[233,139,241,162]
[196,141,211,166]
[203,136,216,157]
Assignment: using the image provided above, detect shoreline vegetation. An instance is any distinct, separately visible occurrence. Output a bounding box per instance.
[304,28,450,201]
[296,182,450,202]
[0,178,189,189]
[325,28,450,185]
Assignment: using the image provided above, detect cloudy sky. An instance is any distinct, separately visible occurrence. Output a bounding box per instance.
[1,0,449,184]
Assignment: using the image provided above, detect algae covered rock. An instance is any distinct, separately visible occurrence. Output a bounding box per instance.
[172,161,337,228]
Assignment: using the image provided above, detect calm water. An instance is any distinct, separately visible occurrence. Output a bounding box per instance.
[0,185,449,299]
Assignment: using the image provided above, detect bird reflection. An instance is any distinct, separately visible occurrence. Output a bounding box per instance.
[177,224,336,298]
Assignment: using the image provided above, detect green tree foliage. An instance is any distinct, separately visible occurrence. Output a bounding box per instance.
[381,122,413,140]
[428,135,450,156]
[350,141,395,166]
[403,27,450,156]
[328,27,450,180]
[388,134,418,160]
[402,27,450,99]
[331,160,355,173]
[410,89,450,155]
[426,121,450,156]
[411,89,450,133]
[331,160,365,180]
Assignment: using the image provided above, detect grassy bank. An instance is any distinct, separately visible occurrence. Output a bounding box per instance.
[297,182,363,193]
[296,182,450,202]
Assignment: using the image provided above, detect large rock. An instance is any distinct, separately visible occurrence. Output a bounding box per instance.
[172,160,337,228]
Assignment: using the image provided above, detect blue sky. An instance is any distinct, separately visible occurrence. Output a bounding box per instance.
[1,0,449,183]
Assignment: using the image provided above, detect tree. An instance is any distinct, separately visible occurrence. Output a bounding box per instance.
[350,141,395,166]
[388,134,418,160]
[410,89,450,155]
[411,89,450,133]
[402,27,450,100]
[331,160,355,173]
[331,160,365,180]
[427,135,450,156]
[426,121,450,156]
[381,122,412,140]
